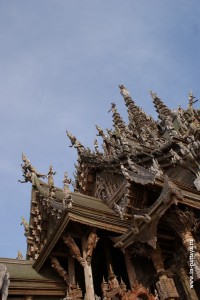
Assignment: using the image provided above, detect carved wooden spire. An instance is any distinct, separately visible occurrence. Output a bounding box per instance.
[150,91,179,137]
[119,85,159,144]
[119,84,141,131]
[150,91,175,122]
[109,102,127,136]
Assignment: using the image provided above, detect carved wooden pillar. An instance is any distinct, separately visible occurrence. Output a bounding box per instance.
[168,209,200,281]
[82,236,95,299]
[124,250,136,287]
[151,245,179,300]
[179,267,198,300]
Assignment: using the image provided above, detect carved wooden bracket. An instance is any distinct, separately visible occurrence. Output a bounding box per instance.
[62,233,85,267]
[51,256,69,283]
[86,228,99,265]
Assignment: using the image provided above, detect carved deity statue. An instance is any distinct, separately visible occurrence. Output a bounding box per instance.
[169,148,182,165]
[150,158,163,177]
[132,214,151,234]
[48,165,56,188]
[113,203,124,219]
[86,228,99,265]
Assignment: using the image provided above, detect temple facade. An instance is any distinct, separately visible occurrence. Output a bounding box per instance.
[1,86,200,300]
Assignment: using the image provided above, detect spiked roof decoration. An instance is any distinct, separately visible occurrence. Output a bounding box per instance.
[19,85,200,262]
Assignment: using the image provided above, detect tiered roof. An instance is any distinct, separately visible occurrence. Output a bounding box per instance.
[18,85,200,263]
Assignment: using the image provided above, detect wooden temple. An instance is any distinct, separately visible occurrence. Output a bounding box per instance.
[1,85,200,299]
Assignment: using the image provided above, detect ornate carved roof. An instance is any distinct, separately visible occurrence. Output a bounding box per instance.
[19,86,200,267]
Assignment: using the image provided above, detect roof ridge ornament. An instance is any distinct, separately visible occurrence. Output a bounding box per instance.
[47,165,56,202]
[150,91,175,121]
[66,130,84,154]
[63,172,74,208]
[109,102,127,136]
[21,216,29,237]
[119,86,158,144]
[19,153,46,184]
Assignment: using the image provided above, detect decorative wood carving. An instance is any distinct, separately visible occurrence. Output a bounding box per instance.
[150,245,179,300]
[94,172,123,202]
[47,165,56,202]
[167,208,200,281]
[0,264,10,300]
[51,256,69,283]
[124,280,156,300]
[68,282,83,300]
[86,228,99,265]
[62,233,84,267]
[19,153,46,183]
[101,275,156,300]
[112,176,183,250]
[101,267,126,299]
[21,216,29,237]
[63,172,74,208]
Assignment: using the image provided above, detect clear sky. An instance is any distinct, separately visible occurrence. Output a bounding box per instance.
[0,0,200,258]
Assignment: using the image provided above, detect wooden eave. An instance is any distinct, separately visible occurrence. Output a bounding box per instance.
[33,194,129,272]
[0,258,65,296]
[154,176,200,208]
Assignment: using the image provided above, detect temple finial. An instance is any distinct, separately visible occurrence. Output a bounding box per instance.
[150,91,174,121]
[150,90,157,99]
[119,84,130,97]
[119,86,158,144]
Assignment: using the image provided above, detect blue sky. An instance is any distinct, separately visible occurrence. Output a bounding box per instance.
[0,0,200,258]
